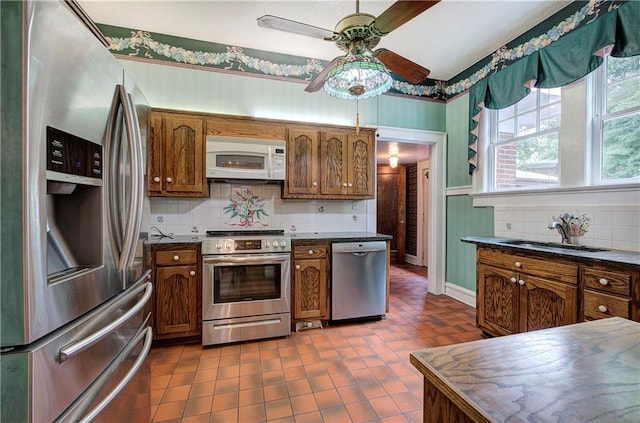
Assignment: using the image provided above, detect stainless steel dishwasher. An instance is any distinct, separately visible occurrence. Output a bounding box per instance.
[331,241,387,321]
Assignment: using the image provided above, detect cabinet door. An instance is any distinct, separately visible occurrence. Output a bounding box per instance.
[163,116,205,194]
[147,115,164,194]
[477,264,519,336]
[347,132,374,197]
[320,131,348,195]
[286,128,319,196]
[154,265,199,337]
[294,258,328,320]
[519,275,577,332]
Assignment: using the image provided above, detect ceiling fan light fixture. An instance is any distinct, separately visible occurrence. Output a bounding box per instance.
[389,155,399,168]
[323,49,392,100]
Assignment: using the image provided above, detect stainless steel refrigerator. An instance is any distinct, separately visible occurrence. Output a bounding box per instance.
[1,1,152,421]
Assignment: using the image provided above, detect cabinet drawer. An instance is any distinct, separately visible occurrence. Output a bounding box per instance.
[294,244,328,259]
[155,249,198,266]
[478,249,577,284]
[583,268,631,296]
[583,290,630,320]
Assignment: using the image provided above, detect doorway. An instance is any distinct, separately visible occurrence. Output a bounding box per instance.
[373,126,446,296]
[376,164,406,264]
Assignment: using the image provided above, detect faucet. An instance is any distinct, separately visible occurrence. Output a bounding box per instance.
[548,214,571,244]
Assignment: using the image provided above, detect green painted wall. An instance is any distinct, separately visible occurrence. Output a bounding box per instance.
[446,195,494,291]
[445,94,472,188]
[445,93,494,292]
[121,60,446,131]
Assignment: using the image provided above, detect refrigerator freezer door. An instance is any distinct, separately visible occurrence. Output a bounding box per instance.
[0,275,152,423]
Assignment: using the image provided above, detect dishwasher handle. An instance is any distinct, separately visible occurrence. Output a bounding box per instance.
[332,241,387,254]
[351,252,369,257]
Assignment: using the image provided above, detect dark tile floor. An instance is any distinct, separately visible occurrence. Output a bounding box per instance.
[149,263,482,422]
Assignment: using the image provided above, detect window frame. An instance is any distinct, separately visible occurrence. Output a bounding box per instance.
[591,54,640,186]
[488,87,562,192]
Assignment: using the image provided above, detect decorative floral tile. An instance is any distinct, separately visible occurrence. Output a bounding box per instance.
[223,188,270,227]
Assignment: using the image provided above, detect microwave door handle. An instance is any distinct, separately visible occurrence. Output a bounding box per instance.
[106,86,125,263]
[121,91,144,270]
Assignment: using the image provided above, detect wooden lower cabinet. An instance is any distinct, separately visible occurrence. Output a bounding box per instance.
[581,265,638,321]
[476,247,578,337]
[292,241,330,323]
[151,244,202,342]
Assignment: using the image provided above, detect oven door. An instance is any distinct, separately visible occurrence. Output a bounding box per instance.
[203,253,291,321]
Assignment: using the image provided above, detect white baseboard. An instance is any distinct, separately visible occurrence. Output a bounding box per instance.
[444,282,476,308]
[404,254,421,266]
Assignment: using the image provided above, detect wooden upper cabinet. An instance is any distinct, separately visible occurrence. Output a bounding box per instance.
[346,132,374,197]
[320,131,348,196]
[286,127,320,196]
[284,126,374,199]
[147,111,208,197]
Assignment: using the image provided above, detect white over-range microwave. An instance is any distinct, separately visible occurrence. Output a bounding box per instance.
[206,135,286,181]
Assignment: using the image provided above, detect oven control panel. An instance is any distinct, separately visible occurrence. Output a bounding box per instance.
[202,237,290,254]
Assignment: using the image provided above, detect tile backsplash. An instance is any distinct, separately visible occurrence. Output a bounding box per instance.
[494,205,640,252]
[144,183,372,235]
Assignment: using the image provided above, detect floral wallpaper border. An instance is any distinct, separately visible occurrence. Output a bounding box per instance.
[97,0,624,101]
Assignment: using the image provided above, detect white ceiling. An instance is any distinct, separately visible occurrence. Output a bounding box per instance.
[78,0,571,165]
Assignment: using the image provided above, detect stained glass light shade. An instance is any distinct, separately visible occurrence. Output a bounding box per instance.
[323,49,393,100]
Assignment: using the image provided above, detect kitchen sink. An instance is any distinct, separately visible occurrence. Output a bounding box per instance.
[498,239,609,253]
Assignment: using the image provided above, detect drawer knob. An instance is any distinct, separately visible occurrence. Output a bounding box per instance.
[295,265,301,270]
[173,255,180,261]
[598,278,609,286]
[510,277,517,283]
[308,249,314,255]
[189,270,196,276]
[348,183,353,187]
[166,177,173,183]
[515,261,522,268]
[518,279,525,286]
[598,305,608,313]
[153,176,160,183]
[312,182,318,187]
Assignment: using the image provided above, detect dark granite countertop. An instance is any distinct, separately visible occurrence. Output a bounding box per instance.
[144,232,392,246]
[462,236,640,267]
[289,232,392,242]
[145,234,204,245]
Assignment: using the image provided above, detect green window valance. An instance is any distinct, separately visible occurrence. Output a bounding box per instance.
[468,0,640,174]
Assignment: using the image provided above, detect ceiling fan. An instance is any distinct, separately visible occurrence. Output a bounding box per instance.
[257,0,440,98]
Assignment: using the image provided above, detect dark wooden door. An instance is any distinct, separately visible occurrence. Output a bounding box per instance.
[376,165,406,264]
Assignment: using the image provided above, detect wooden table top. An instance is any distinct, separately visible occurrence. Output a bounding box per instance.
[410,318,640,422]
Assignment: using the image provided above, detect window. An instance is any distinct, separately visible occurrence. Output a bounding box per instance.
[593,55,640,184]
[490,87,562,189]
[486,54,640,192]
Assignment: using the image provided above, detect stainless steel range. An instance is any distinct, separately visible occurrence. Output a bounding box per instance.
[202,230,291,346]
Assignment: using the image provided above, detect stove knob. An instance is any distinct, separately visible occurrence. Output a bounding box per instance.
[224,241,233,250]
[216,242,222,250]
[265,241,271,248]
[280,240,287,248]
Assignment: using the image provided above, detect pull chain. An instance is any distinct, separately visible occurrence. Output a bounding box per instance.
[356,99,360,134]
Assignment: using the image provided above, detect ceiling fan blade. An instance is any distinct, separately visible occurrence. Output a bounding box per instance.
[375,48,430,83]
[372,1,440,35]
[305,56,343,93]
[257,15,339,41]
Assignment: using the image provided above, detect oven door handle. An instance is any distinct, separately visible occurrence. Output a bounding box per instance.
[204,254,291,265]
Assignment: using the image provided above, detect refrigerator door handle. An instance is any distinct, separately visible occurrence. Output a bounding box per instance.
[58,273,152,362]
[105,85,125,262]
[122,91,145,271]
[106,84,139,272]
[78,327,153,423]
